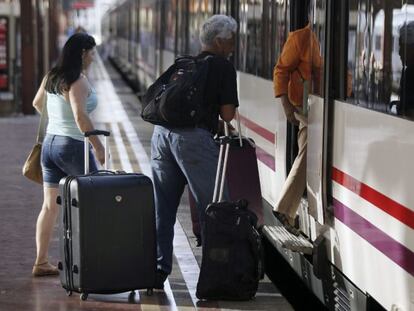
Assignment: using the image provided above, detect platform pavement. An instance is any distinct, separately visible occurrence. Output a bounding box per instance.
[0,57,293,310]
[0,115,63,308]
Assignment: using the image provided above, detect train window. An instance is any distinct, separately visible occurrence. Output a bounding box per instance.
[130,3,138,44]
[309,0,325,97]
[346,0,414,119]
[188,0,214,56]
[139,2,156,73]
[271,0,289,75]
[261,0,271,78]
[238,0,288,79]
[238,0,263,76]
[118,8,128,40]
[164,0,177,52]
[176,0,189,55]
[188,0,201,55]
[219,0,232,14]
[128,3,135,64]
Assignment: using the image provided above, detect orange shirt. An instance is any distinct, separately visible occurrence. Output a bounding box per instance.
[273,25,322,107]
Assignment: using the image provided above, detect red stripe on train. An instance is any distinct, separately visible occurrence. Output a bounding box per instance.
[255,145,275,171]
[332,167,414,230]
[238,114,275,144]
[237,114,276,170]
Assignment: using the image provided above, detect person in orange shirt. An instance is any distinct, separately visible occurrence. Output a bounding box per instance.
[272,10,322,236]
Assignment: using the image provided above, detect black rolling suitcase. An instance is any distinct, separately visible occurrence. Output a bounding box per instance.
[188,111,263,248]
[196,122,264,301]
[57,130,156,301]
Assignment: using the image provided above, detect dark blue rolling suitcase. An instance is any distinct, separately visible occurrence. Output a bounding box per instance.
[57,130,156,301]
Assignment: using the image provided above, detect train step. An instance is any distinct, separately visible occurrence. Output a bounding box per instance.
[262,225,313,255]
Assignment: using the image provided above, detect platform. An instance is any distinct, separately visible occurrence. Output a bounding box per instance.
[0,55,293,311]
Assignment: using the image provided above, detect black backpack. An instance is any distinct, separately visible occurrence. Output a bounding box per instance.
[141,55,212,127]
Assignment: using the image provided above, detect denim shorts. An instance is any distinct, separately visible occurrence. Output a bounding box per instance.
[41,134,98,187]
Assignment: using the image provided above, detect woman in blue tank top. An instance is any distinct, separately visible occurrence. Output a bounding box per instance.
[31,33,104,277]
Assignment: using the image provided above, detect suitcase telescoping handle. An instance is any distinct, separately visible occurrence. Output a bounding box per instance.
[235,109,243,147]
[84,130,110,174]
[212,109,243,203]
[213,122,230,203]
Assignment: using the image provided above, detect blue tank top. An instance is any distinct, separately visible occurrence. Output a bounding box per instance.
[46,85,97,141]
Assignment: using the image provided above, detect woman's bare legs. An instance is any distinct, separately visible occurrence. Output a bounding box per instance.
[33,186,59,276]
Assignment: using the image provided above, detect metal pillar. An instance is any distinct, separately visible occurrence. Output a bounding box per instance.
[21,0,38,115]
[48,0,60,64]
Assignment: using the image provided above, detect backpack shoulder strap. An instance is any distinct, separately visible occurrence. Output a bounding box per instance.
[175,54,195,63]
[203,54,214,60]
[156,61,179,83]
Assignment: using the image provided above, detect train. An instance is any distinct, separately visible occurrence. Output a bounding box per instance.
[102,1,414,310]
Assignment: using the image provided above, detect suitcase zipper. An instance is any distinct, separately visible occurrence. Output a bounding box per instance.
[63,176,75,291]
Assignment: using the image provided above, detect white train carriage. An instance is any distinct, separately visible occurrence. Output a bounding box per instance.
[102,0,414,310]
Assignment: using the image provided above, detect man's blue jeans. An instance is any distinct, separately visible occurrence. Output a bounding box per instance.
[151,125,221,274]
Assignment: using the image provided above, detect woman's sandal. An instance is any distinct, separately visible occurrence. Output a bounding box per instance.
[32,262,59,277]
[272,211,301,236]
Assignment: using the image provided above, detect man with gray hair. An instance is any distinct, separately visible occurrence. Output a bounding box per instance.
[397,21,414,117]
[151,14,238,289]
[199,14,237,52]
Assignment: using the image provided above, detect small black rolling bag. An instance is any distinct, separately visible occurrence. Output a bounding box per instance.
[57,130,156,301]
[196,122,264,301]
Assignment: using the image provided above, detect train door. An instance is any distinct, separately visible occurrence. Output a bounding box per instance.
[302,0,327,236]
[280,0,328,237]
[326,1,414,309]
[284,0,312,236]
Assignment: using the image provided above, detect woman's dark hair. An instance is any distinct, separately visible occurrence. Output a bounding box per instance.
[45,33,96,94]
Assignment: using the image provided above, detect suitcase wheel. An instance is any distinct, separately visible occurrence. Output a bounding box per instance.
[80,293,88,301]
[66,290,72,297]
[128,291,136,302]
[146,288,153,296]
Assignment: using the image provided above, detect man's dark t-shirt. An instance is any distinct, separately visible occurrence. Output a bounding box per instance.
[195,51,239,134]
